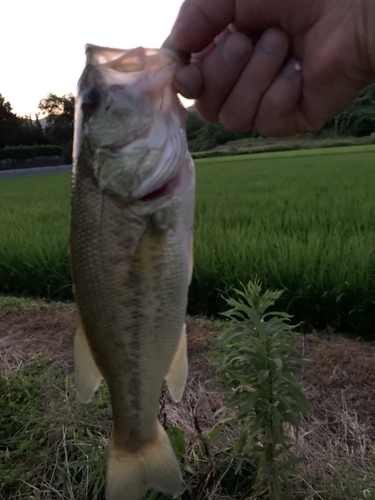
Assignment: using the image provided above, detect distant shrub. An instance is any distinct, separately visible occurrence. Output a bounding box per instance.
[353,116,375,137]
[0,145,63,160]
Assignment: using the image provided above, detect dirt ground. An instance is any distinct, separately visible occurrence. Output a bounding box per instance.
[1,306,375,496]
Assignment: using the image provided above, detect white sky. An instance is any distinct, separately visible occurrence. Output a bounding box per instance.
[2,0,187,117]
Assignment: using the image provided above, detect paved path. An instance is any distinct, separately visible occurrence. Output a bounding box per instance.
[0,165,72,179]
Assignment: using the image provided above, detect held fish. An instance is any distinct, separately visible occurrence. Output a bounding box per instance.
[70,44,195,500]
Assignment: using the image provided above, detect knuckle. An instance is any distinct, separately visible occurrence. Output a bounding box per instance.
[258,28,289,58]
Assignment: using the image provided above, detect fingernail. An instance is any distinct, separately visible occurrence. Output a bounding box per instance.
[282,59,302,81]
[258,28,288,56]
[221,33,252,65]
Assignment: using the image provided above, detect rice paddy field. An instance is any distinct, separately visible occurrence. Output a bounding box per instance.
[1,145,375,334]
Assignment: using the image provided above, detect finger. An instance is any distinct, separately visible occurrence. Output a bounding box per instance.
[172,27,236,100]
[194,33,253,121]
[173,62,203,99]
[162,0,234,54]
[192,26,234,64]
[218,28,289,131]
[254,59,305,136]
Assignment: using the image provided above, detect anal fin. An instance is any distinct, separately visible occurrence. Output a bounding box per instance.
[165,323,188,403]
[74,319,103,404]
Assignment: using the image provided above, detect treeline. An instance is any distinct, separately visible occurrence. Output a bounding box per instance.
[0,93,74,161]
[186,110,258,152]
[338,84,375,137]
[1,83,374,159]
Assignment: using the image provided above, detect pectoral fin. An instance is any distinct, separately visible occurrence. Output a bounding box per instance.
[165,323,188,403]
[74,319,103,404]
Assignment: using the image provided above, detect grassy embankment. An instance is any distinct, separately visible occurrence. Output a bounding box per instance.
[0,145,375,332]
[192,135,375,158]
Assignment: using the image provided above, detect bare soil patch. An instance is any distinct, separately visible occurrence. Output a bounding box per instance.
[302,335,375,433]
[0,309,219,377]
[0,307,76,374]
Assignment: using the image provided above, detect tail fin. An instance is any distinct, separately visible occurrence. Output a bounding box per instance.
[106,422,184,500]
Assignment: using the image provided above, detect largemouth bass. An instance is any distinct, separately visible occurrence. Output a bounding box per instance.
[70,44,195,500]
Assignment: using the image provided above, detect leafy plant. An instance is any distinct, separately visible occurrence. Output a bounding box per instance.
[209,279,310,499]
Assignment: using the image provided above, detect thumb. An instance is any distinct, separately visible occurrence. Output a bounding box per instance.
[163,0,235,54]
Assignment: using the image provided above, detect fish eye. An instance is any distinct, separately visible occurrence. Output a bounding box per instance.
[82,88,101,108]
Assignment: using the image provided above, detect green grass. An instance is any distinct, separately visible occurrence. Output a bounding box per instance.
[0,173,71,298]
[0,357,250,500]
[191,147,375,332]
[0,295,46,310]
[0,295,75,310]
[0,358,111,499]
[1,147,375,333]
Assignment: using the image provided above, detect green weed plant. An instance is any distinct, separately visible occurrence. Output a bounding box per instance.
[209,280,310,499]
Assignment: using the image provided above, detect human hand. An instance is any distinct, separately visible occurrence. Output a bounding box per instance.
[164,0,375,136]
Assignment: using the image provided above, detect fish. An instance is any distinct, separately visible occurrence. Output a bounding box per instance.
[70,44,195,500]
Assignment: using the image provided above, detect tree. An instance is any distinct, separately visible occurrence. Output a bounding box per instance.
[17,114,47,146]
[38,93,74,143]
[363,83,375,100]
[0,94,20,147]
[38,93,75,159]
[38,93,74,123]
[186,109,257,152]
[339,93,375,137]
[186,110,205,140]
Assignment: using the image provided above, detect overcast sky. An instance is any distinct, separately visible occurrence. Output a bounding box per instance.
[2,0,186,117]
